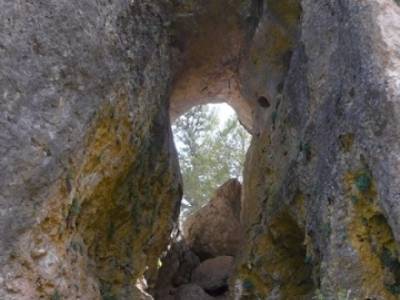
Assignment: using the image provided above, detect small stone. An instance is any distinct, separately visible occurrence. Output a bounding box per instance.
[31,248,47,259]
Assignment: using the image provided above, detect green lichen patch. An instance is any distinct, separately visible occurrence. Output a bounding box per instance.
[50,289,62,300]
[321,223,331,237]
[355,173,371,193]
[242,278,255,291]
[271,111,278,129]
[299,142,312,161]
[338,133,354,153]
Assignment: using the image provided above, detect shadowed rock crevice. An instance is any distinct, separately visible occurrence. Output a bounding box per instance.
[154,179,242,299]
[236,210,314,299]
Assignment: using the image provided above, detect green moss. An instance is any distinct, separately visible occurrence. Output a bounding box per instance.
[66,198,80,227]
[299,142,311,161]
[338,133,354,152]
[242,278,255,291]
[271,111,278,129]
[386,284,400,295]
[322,223,331,237]
[51,289,61,300]
[69,198,80,216]
[381,249,400,295]
[351,195,359,205]
[314,289,355,300]
[355,173,371,193]
[100,282,118,300]
[107,222,116,240]
[70,240,80,252]
[304,255,312,265]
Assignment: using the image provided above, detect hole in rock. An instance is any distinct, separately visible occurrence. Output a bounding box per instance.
[172,103,251,222]
[257,96,271,108]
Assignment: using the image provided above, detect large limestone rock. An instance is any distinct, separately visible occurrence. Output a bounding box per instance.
[154,239,200,300]
[175,284,215,300]
[234,1,400,299]
[191,256,234,294]
[183,179,244,259]
[0,1,181,299]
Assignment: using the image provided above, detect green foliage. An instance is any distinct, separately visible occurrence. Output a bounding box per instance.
[355,173,371,193]
[173,105,250,217]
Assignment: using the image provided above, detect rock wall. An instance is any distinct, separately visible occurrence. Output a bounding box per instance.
[169,0,256,130]
[0,1,181,299]
[235,0,400,299]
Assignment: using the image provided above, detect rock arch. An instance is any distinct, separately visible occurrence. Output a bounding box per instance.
[1,0,400,299]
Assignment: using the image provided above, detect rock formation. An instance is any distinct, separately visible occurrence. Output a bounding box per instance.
[0,1,181,299]
[191,256,234,296]
[183,178,244,259]
[155,179,241,299]
[235,1,400,299]
[1,0,400,299]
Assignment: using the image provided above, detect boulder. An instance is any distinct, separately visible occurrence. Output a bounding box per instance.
[154,239,200,300]
[175,284,214,300]
[191,256,234,294]
[183,179,244,259]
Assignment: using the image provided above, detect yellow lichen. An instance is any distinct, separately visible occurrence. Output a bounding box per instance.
[237,211,314,299]
[345,171,400,299]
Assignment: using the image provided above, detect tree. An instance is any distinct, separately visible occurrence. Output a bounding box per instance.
[172,104,251,218]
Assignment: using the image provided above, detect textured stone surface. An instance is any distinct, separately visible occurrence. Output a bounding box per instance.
[154,239,200,300]
[0,1,181,299]
[234,0,400,299]
[192,256,234,294]
[169,0,255,131]
[175,284,215,300]
[1,0,400,299]
[183,179,244,259]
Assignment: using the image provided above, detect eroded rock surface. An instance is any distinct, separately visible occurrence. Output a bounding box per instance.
[154,239,200,300]
[1,0,400,299]
[234,1,400,299]
[175,284,215,300]
[191,256,234,295]
[155,180,241,299]
[183,179,244,259]
[0,1,181,299]
[169,0,256,131]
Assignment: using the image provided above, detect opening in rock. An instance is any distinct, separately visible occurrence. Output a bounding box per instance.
[172,103,251,222]
[257,96,271,108]
[153,104,250,299]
